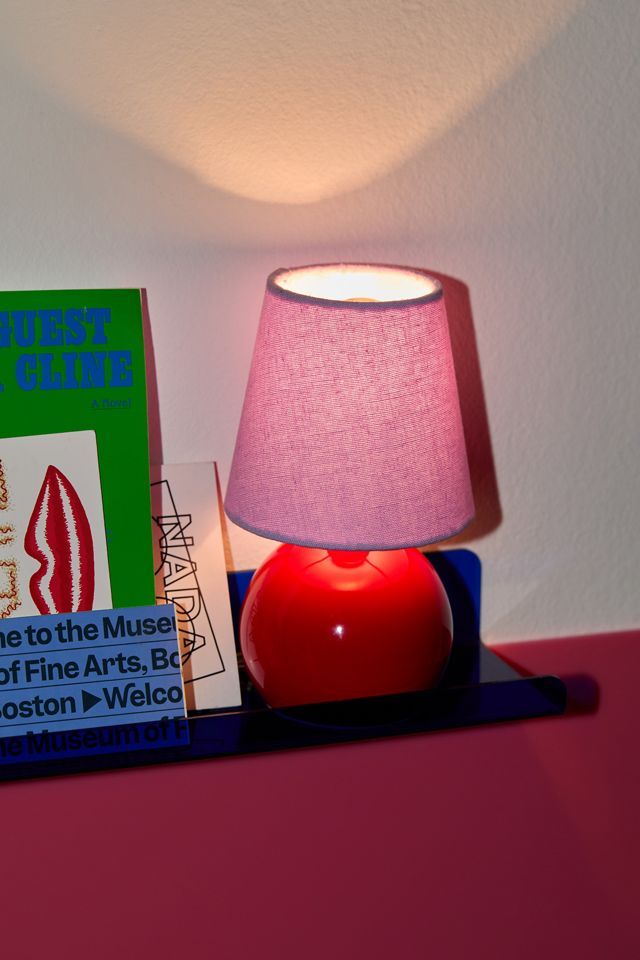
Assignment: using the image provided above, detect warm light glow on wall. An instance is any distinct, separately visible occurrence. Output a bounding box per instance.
[1,0,583,204]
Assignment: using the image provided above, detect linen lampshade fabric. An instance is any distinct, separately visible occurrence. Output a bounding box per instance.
[225,263,474,551]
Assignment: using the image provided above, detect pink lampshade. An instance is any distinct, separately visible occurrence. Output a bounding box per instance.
[225,263,474,550]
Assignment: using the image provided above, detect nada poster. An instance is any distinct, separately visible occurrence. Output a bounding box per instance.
[151,463,242,714]
[0,431,112,618]
[0,290,155,609]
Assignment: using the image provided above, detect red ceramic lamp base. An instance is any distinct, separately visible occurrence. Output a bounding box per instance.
[240,544,453,708]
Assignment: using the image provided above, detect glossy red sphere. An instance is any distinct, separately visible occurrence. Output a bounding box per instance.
[240,544,453,708]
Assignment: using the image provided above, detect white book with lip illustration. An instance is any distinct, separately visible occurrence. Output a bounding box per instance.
[0,431,112,619]
[151,463,242,714]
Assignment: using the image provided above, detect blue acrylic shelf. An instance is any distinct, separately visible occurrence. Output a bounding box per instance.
[0,549,566,782]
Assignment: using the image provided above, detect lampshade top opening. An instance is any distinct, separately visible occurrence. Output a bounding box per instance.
[269,263,442,307]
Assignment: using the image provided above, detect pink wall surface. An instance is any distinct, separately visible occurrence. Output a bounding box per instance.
[1,631,637,959]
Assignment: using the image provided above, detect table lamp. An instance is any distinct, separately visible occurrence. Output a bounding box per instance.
[225,263,474,708]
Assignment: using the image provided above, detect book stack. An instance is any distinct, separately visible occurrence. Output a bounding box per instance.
[0,290,240,714]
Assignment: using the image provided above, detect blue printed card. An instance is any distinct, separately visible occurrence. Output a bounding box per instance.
[0,605,186,740]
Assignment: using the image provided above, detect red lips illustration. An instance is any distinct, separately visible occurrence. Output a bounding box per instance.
[24,466,95,614]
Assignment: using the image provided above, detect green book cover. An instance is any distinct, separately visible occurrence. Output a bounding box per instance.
[0,289,155,609]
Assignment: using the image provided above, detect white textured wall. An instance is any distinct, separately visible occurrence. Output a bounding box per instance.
[1,0,638,644]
